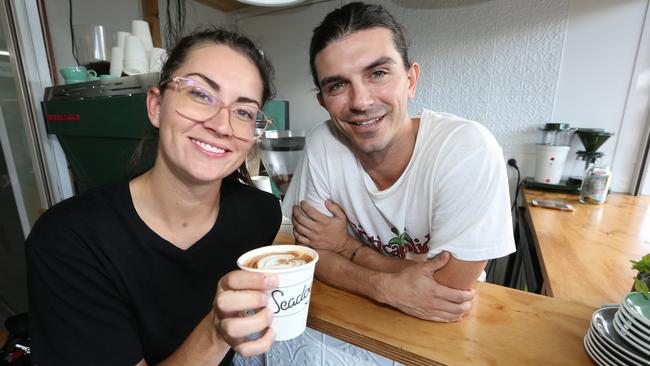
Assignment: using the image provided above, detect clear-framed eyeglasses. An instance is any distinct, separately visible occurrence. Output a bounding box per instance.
[160,76,272,141]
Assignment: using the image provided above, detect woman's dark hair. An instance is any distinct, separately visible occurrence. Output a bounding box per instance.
[132,26,275,185]
[158,26,275,103]
[309,2,410,91]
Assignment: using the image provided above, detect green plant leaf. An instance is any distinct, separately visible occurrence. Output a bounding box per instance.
[634,277,650,300]
[630,253,650,273]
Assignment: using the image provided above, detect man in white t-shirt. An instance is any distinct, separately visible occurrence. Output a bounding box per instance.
[281,2,515,322]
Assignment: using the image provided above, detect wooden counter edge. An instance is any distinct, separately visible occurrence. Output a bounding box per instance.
[306,281,444,366]
[521,189,554,296]
[306,279,595,366]
[307,316,442,366]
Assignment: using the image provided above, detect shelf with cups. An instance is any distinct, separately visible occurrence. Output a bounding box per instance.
[62,20,167,86]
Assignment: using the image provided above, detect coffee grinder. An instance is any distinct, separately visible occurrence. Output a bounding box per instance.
[566,128,614,186]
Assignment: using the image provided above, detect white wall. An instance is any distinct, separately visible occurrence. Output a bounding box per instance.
[235,1,336,130]
[43,0,141,72]
[234,0,650,194]
[158,0,230,49]
[552,0,648,192]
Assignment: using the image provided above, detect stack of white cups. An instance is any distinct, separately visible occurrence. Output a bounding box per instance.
[110,20,168,77]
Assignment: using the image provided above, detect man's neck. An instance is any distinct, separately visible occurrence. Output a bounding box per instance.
[358,117,420,191]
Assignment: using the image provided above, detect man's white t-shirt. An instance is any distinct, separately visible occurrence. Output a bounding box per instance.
[281,109,515,262]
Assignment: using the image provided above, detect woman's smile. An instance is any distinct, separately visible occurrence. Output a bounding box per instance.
[190,137,229,156]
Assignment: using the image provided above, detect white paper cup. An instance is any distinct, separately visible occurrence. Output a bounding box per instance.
[109,46,123,77]
[534,145,570,184]
[117,31,131,49]
[148,48,167,73]
[237,245,319,341]
[132,20,153,51]
[123,36,148,75]
[251,175,273,194]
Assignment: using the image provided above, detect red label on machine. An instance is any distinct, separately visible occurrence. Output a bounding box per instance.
[47,114,80,122]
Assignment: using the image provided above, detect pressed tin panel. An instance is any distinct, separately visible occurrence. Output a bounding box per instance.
[388,0,570,154]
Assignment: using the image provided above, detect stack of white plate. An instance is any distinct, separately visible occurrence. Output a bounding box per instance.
[584,292,650,365]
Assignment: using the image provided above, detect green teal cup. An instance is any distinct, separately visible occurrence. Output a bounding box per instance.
[60,66,98,84]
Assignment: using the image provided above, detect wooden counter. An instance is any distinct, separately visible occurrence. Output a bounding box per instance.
[307,280,594,366]
[274,226,594,365]
[523,189,650,307]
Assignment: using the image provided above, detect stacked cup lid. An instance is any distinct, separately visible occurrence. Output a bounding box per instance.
[584,293,650,365]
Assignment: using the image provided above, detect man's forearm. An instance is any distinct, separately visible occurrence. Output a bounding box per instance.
[339,237,485,291]
[353,245,415,273]
[432,257,487,291]
[340,237,415,273]
[315,249,390,303]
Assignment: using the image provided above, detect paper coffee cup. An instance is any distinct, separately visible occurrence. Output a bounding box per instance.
[237,245,319,341]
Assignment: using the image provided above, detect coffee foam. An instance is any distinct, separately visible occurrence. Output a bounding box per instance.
[245,250,313,269]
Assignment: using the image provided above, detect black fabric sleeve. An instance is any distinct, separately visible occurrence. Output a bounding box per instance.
[26,215,143,366]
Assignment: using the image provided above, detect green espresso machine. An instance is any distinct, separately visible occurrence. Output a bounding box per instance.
[43,74,290,194]
[42,73,159,193]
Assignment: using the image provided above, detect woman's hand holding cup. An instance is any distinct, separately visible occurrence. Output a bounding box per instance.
[214,270,278,357]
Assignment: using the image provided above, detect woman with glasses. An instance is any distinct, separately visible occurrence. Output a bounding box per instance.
[26,28,281,366]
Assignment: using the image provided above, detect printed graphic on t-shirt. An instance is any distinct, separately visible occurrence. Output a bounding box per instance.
[350,222,431,258]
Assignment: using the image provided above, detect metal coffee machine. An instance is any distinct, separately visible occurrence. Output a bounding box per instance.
[567,128,614,186]
[257,130,305,198]
[42,73,159,193]
[533,123,575,185]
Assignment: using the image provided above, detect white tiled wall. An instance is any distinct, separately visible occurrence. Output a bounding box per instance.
[389,0,569,154]
[236,0,570,187]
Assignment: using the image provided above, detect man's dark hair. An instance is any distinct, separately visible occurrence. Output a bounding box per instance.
[309,1,410,91]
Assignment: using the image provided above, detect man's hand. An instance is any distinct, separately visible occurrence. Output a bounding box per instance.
[214,271,278,357]
[292,200,357,256]
[379,252,475,322]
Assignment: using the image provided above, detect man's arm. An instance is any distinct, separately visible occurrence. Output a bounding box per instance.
[292,200,413,273]
[292,200,475,321]
[294,199,486,289]
[315,249,474,322]
[350,242,487,291]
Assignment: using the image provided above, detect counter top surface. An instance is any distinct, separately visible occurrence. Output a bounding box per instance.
[274,225,594,365]
[523,189,650,307]
[307,280,594,366]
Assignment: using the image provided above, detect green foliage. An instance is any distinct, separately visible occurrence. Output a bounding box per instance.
[630,253,650,273]
[631,253,650,300]
[634,278,649,300]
